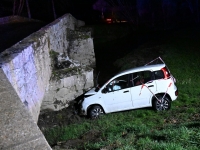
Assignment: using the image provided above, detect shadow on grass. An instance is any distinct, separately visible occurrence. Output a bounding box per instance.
[185,122,200,128]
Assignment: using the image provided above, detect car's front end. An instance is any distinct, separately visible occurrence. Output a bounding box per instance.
[74,85,102,116]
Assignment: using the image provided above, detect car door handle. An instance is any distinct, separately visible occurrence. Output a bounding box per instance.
[148,85,154,88]
[147,80,153,84]
[123,90,129,93]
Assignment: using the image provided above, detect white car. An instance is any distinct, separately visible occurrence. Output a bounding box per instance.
[79,58,178,119]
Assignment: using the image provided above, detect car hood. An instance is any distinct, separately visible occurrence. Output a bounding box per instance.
[85,87,97,96]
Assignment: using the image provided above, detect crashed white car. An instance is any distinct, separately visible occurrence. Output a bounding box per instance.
[79,58,178,119]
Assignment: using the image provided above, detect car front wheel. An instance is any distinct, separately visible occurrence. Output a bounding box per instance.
[88,105,104,119]
[153,96,171,111]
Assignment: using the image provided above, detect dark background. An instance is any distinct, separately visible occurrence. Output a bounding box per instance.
[0,0,200,28]
[0,0,97,23]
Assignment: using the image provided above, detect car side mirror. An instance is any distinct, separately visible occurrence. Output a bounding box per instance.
[102,87,108,93]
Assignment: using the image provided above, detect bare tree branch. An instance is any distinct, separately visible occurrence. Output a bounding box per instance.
[26,0,31,18]
[51,0,57,20]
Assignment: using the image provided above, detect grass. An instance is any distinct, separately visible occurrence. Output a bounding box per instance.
[43,25,200,149]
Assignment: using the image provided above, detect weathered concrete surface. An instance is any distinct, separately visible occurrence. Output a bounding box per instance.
[41,28,95,112]
[69,38,95,67]
[41,69,94,111]
[0,14,95,122]
[0,68,51,150]
[0,14,95,149]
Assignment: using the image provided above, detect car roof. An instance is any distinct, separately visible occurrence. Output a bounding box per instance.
[115,64,165,77]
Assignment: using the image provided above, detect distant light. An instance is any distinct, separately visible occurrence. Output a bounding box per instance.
[105,18,127,23]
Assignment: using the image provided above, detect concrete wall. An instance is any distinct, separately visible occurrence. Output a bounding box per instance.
[0,68,51,150]
[42,70,94,111]
[0,13,95,122]
[0,14,95,149]
[42,27,95,112]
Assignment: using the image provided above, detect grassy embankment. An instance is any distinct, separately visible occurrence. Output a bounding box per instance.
[44,24,200,149]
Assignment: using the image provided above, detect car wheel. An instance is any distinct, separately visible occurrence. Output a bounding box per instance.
[88,105,104,119]
[153,96,171,111]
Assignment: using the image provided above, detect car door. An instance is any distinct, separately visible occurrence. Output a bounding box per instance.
[102,74,133,112]
[130,71,157,108]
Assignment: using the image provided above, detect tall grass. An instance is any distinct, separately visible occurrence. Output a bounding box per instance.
[43,26,200,149]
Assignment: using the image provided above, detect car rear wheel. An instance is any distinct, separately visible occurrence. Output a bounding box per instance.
[88,105,104,119]
[153,96,171,111]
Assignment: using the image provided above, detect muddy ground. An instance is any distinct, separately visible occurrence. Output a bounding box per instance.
[37,26,168,149]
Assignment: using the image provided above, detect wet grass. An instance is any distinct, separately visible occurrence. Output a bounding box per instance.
[44,25,200,149]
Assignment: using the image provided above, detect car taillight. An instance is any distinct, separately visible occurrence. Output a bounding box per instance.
[161,67,170,79]
[171,76,176,83]
[175,89,178,96]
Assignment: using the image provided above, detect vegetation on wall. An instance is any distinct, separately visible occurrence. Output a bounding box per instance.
[49,50,92,80]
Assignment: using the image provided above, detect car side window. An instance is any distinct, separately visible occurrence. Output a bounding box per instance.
[107,74,129,92]
[130,71,152,87]
[154,70,164,79]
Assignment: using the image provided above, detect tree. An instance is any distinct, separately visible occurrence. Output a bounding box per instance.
[13,0,16,15]
[93,0,137,23]
[13,0,25,16]
[116,0,136,24]
[26,0,31,18]
[197,0,199,23]
[13,0,31,18]
[186,0,199,23]
[51,0,57,19]
[93,0,111,19]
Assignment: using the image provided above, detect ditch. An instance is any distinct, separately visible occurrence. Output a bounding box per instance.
[37,24,177,149]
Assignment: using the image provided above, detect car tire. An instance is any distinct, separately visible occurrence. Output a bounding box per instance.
[153,95,171,111]
[88,105,104,119]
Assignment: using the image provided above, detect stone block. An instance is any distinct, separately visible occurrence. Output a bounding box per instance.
[63,76,75,87]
